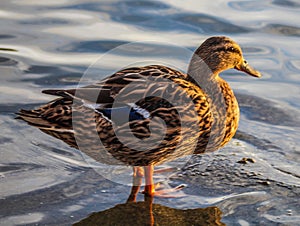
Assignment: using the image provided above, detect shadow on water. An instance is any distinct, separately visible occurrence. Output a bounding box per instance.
[74,198,224,226]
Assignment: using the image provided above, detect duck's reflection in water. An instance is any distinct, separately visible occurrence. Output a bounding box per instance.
[73,195,225,226]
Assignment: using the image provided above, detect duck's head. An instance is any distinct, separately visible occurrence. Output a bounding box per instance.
[193,36,261,78]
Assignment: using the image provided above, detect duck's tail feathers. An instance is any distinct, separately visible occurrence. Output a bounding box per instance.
[16,109,55,129]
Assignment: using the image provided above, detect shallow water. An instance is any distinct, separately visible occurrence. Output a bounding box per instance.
[0,0,300,225]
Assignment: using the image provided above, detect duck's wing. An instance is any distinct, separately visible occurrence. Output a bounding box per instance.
[42,65,186,105]
[16,65,178,143]
[17,65,180,130]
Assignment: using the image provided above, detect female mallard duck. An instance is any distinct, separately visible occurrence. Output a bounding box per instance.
[17,36,261,197]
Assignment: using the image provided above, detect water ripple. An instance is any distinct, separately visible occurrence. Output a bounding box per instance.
[19,18,70,25]
[228,0,267,11]
[262,24,300,37]
[173,13,250,33]
[59,40,129,53]
[0,56,18,66]
[272,0,300,8]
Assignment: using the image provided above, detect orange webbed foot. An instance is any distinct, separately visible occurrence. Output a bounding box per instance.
[143,165,187,198]
[143,183,187,198]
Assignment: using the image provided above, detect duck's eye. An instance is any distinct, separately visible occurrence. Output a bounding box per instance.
[228,47,235,52]
[244,60,248,64]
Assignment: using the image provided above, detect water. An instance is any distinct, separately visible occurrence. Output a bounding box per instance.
[1,0,300,225]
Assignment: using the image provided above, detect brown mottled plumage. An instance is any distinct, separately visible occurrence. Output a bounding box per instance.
[17,36,261,196]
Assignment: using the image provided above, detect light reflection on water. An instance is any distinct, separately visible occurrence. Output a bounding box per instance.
[0,0,300,225]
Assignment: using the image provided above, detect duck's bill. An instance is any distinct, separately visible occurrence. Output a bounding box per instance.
[235,60,261,78]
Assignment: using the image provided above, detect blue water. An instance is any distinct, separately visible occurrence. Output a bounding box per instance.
[0,0,300,225]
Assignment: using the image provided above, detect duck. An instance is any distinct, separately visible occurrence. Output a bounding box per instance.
[17,36,261,197]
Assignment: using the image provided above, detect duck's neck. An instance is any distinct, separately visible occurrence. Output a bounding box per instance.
[187,53,221,91]
[187,53,219,83]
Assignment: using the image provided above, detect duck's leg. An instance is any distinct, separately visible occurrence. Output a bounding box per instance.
[143,165,186,197]
[143,165,155,196]
[127,166,144,203]
[144,194,154,226]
